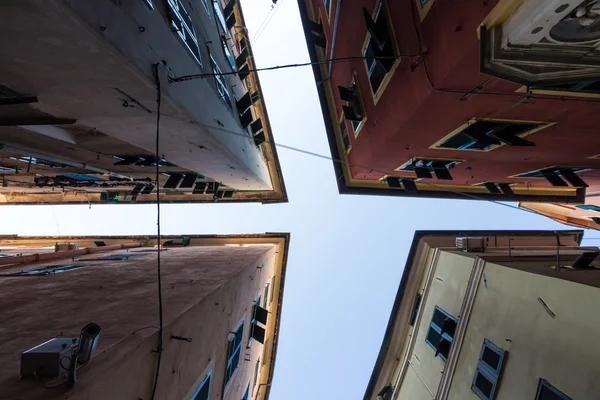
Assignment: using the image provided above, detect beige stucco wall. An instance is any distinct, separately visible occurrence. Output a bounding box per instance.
[448,261,600,400]
[0,240,284,400]
[396,251,475,400]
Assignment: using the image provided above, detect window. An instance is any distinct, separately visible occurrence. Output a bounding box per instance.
[436,120,542,151]
[323,0,331,17]
[578,204,600,212]
[211,56,232,110]
[338,79,365,136]
[419,0,429,7]
[191,371,212,400]
[534,80,600,95]
[363,2,396,96]
[340,119,351,151]
[214,0,228,34]
[515,167,588,179]
[222,38,236,71]
[263,283,270,308]
[224,321,244,387]
[535,379,572,400]
[242,382,250,400]
[142,0,154,10]
[167,0,202,66]
[2,264,89,276]
[399,159,457,180]
[425,306,457,361]
[471,340,506,400]
[249,300,268,345]
[200,0,210,13]
[514,167,589,188]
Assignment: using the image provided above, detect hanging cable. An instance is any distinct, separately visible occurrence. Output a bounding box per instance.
[150,63,165,400]
[252,0,287,46]
[169,55,419,82]
[251,1,277,46]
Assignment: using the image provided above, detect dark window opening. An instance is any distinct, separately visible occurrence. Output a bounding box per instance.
[438,120,540,150]
[401,159,456,180]
[224,322,244,387]
[535,379,572,400]
[409,293,422,326]
[191,371,211,400]
[339,80,365,134]
[210,56,232,109]
[425,306,457,361]
[577,204,600,212]
[96,254,146,260]
[2,264,89,276]
[167,0,202,66]
[534,80,600,94]
[471,340,506,400]
[362,4,396,95]
[516,167,589,188]
[340,120,351,151]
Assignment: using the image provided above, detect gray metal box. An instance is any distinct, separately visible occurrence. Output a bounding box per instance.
[21,338,77,378]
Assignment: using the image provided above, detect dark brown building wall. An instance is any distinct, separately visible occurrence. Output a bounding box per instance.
[0,236,287,400]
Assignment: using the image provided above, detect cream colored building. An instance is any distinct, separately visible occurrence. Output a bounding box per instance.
[365,230,600,400]
[0,233,289,400]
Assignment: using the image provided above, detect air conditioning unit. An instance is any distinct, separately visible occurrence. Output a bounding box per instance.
[504,0,600,49]
[456,237,485,252]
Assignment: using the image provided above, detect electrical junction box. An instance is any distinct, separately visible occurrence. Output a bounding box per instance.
[21,338,77,378]
[456,237,485,252]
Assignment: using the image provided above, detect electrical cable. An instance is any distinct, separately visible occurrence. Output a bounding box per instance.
[252,0,287,46]
[251,2,276,45]
[168,54,420,82]
[150,63,165,400]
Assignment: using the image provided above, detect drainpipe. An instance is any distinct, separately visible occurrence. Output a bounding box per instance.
[256,382,272,398]
[0,144,131,179]
[0,242,141,268]
[327,0,342,78]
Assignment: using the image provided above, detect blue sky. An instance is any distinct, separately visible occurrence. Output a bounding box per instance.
[0,1,596,399]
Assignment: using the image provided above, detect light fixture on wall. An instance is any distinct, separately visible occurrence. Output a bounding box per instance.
[67,323,102,388]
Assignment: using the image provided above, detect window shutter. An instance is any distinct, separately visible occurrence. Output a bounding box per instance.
[236,92,252,113]
[238,64,250,80]
[239,108,253,128]
[193,182,208,194]
[338,86,355,102]
[206,182,220,194]
[362,8,386,50]
[226,13,237,30]
[386,177,401,188]
[250,324,265,344]
[252,304,268,325]
[540,169,568,187]
[141,183,155,194]
[131,183,145,196]
[414,166,433,179]
[433,166,453,180]
[571,251,599,269]
[342,105,362,122]
[250,118,263,134]
[498,183,514,196]
[559,169,588,187]
[164,173,183,189]
[253,131,266,147]
[401,179,417,192]
[223,0,236,18]
[235,47,249,69]
[484,182,501,194]
[179,173,197,188]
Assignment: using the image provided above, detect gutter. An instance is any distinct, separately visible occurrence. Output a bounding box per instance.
[0,242,141,268]
[327,0,342,77]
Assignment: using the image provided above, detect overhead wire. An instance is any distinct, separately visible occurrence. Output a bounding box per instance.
[251,1,277,45]
[150,63,165,400]
[252,0,287,46]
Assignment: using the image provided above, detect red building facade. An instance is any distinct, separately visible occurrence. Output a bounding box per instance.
[298,0,600,202]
